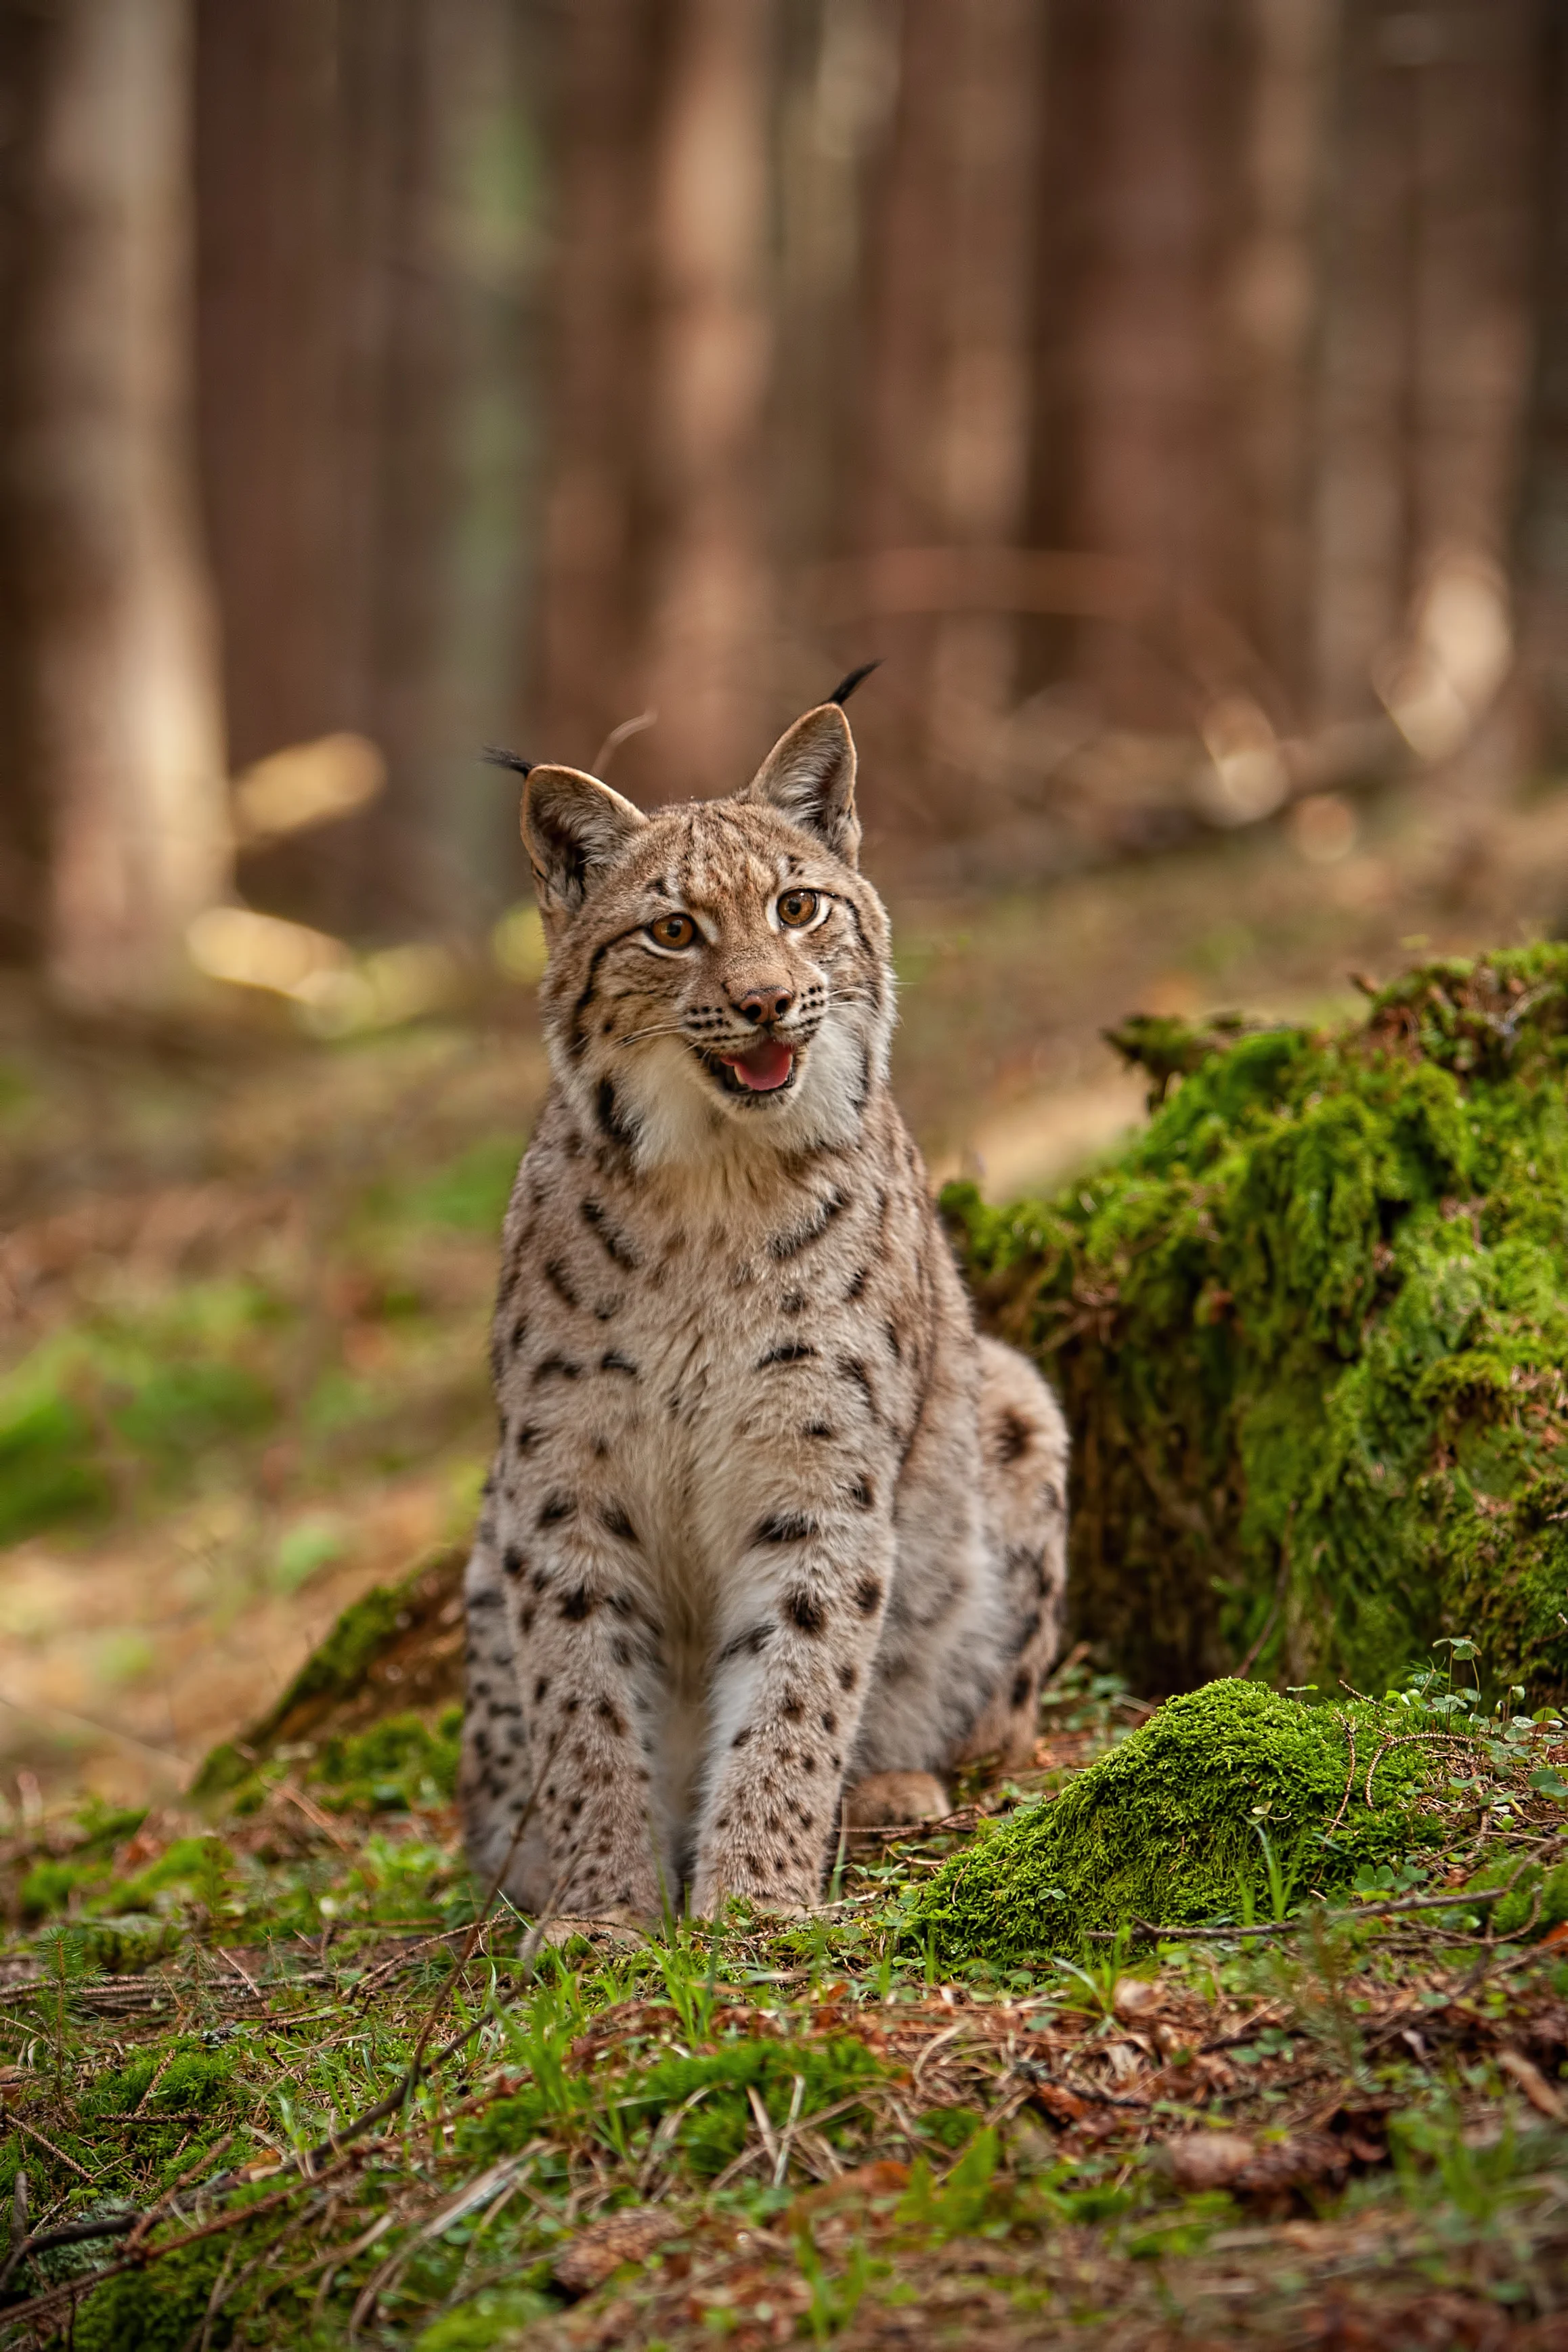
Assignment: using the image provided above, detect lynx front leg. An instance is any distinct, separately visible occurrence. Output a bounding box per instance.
[501,1500,666,1922]
[690,1514,896,1915]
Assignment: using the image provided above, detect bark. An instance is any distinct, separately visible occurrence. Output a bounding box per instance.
[1230,0,1336,720]
[1312,1,1536,732]
[923,0,1043,787]
[22,0,230,1011]
[853,0,1043,823]
[196,0,525,938]
[638,0,776,800]
[1052,0,1247,732]
[0,3,52,963]
[535,0,665,777]
[1517,0,1568,763]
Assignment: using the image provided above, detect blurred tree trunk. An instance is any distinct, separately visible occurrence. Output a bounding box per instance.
[638,0,775,800]
[194,0,343,785]
[196,0,531,939]
[854,0,1042,825]
[1314,1,1537,737]
[925,0,1042,795]
[1311,5,1411,722]
[18,0,230,1011]
[1055,0,1246,731]
[535,0,664,775]
[1517,0,1568,768]
[0,3,51,964]
[1231,0,1335,722]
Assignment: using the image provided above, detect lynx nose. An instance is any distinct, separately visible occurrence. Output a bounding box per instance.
[735,982,793,1026]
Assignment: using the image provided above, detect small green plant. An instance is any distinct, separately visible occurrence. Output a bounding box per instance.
[793,2215,875,2345]
[896,2127,1002,2243]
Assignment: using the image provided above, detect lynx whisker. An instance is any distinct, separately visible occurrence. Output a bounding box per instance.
[615,1021,692,1049]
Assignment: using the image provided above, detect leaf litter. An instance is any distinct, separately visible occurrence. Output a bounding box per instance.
[0,1651,1565,2347]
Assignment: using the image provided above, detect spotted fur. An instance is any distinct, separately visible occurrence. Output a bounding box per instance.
[461,699,1068,1919]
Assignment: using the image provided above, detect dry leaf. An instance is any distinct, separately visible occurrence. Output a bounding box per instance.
[552,2208,681,2296]
[1498,2047,1566,2120]
[1112,1977,1163,2023]
[1157,2131,1352,2195]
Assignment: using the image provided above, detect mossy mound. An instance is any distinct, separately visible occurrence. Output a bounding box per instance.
[912,1679,1456,1967]
[946,944,1568,1698]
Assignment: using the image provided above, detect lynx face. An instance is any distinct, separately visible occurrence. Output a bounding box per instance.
[525,705,895,1171]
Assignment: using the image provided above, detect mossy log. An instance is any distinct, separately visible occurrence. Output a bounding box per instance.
[946,946,1568,1700]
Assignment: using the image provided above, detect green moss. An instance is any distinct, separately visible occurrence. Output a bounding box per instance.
[414,2287,556,2349]
[947,944,1568,1697]
[86,2042,242,2122]
[0,1392,109,1543]
[1461,1849,1568,1937]
[191,1550,467,1803]
[400,1134,528,1232]
[71,2244,233,2352]
[460,2033,883,2180]
[311,1707,462,1812]
[911,1680,1455,1967]
[190,1585,410,1802]
[0,1279,289,1544]
[624,2034,883,2179]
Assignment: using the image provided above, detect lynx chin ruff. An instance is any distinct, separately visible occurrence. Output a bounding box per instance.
[461,693,1068,1920]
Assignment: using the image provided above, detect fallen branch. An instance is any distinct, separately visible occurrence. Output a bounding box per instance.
[1082,1883,1517,1943]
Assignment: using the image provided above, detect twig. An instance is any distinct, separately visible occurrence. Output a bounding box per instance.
[745,2085,781,2183]
[125,2134,235,2255]
[0,1760,574,2315]
[348,2156,531,2340]
[1362,1731,1481,1808]
[776,2075,806,2188]
[1328,1714,1357,1837]
[1081,1883,1516,1942]
[0,2163,354,2332]
[275,1782,357,1855]
[4,2112,91,2180]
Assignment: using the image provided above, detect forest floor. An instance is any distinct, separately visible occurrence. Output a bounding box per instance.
[0,1664,1567,2348]
[4,771,1568,2343]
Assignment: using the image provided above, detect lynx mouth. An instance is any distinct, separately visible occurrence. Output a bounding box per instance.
[700,1037,799,1100]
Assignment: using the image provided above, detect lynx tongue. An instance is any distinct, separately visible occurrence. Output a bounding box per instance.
[718,1037,796,1092]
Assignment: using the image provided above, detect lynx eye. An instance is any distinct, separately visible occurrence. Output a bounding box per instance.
[647,912,697,950]
[777,889,820,930]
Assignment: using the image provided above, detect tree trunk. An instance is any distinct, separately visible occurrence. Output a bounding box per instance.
[1054,0,1246,732]
[535,0,665,778]
[0,4,52,964]
[197,0,534,939]
[638,0,776,800]
[24,0,230,1011]
[1230,0,1336,722]
[924,0,1043,796]
[1516,0,1568,767]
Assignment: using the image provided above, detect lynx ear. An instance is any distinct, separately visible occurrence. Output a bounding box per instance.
[522,765,647,921]
[741,703,860,867]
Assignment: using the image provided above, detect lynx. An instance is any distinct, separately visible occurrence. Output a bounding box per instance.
[461,683,1068,1920]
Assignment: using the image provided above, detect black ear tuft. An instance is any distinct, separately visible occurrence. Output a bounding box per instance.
[828,661,881,708]
[483,744,534,779]
[521,765,648,921]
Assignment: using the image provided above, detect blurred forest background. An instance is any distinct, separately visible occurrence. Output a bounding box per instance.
[5,0,1568,1806]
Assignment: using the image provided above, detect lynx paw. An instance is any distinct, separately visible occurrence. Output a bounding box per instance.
[840,1770,951,1829]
